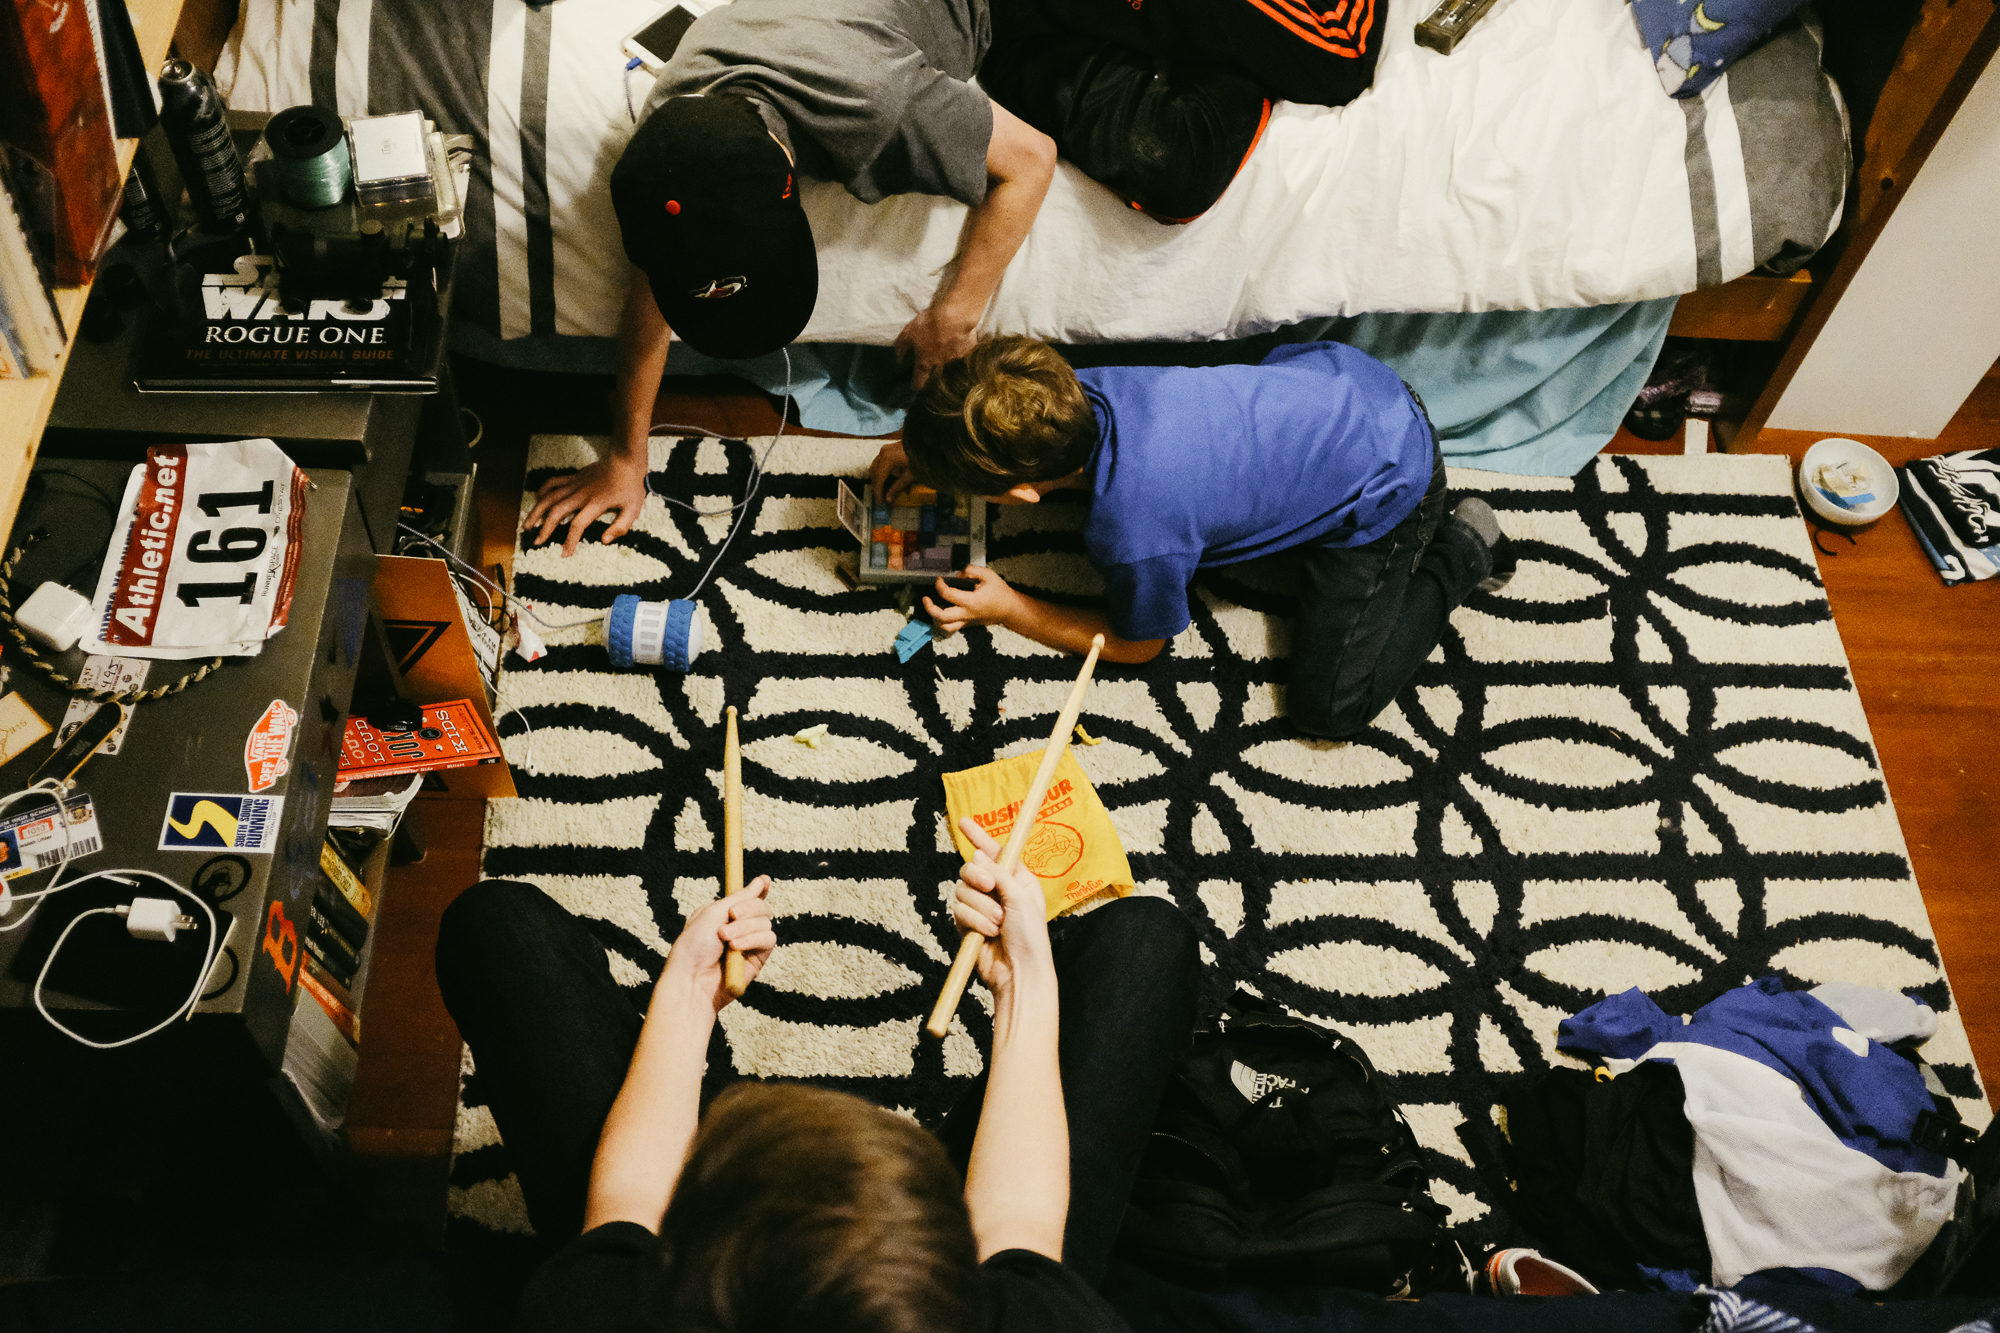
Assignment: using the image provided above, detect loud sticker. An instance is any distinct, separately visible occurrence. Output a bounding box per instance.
[159,792,284,852]
[244,699,299,792]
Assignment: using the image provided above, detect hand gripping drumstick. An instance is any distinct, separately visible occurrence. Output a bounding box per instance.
[722,706,749,998]
[925,635,1104,1039]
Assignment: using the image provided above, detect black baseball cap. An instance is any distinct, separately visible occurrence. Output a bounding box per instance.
[610,94,817,360]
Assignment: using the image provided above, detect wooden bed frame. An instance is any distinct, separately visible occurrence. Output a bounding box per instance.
[167,0,1997,446]
[1675,0,2000,449]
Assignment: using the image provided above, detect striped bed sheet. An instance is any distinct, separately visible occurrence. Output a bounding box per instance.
[216,0,1847,352]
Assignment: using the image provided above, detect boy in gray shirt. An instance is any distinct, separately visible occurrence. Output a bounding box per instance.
[527,0,1056,557]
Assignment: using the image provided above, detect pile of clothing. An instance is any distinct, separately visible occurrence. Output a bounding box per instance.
[1899,447,2000,586]
[1504,977,1974,1294]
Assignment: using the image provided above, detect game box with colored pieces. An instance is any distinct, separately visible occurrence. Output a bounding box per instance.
[835,480,987,585]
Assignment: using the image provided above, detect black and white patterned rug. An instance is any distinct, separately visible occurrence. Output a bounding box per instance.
[446,438,1989,1252]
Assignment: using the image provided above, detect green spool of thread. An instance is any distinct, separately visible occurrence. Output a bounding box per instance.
[265,104,352,208]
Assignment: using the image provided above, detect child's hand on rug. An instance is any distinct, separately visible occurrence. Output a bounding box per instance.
[952,818,1056,1002]
[869,441,917,505]
[926,566,1018,636]
[664,876,777,1012]
[523,451,651,557]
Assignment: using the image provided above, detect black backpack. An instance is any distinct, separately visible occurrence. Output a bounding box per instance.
[1117,990,1448,1294]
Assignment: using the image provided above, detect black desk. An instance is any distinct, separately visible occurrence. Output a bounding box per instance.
[39,239,468,555]
[0,461,375,1071]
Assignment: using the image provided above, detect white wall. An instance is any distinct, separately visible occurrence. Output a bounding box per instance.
[1767,53,2000,438]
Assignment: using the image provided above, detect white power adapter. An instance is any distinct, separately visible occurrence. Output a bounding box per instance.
[122,897,196,943]
[18,582,95,652]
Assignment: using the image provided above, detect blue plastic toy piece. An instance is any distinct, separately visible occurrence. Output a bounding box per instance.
[893,619,933,662]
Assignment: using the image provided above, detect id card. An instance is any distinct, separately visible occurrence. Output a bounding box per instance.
[0,791,104,879]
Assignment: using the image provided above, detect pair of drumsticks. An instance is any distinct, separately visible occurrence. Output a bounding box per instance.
[717,635,1106,1034]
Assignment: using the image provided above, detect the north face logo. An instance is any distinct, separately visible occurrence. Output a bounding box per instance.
[690,276,748,299]
[1230,1060,1300,1104]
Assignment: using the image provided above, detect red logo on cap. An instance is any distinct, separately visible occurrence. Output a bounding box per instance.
[690,276,749,300]
[665,200,681,215]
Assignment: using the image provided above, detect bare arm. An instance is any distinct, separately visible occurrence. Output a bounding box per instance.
[523,280,669,556]
[583,878,775,1233]
[925,566,1167,665]
[953,818,1068,1261]
[896,103,1056,387]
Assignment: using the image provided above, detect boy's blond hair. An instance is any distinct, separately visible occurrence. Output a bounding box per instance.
[902,336,1098,496]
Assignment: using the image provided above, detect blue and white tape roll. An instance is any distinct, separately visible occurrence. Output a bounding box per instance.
[606,595,703,671]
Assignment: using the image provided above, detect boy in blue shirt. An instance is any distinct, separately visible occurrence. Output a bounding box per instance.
[871,336,1514,740]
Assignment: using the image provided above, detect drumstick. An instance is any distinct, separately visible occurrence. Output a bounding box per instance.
[722,706,749,998]
[925,635,1104,1039]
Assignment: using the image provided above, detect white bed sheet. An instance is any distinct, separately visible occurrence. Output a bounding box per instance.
[218,0,1834,349]
[814,0,1717,343]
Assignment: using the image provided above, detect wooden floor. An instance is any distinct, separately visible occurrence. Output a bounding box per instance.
[1742,370,2000,1108]
[341,363,2000,1244]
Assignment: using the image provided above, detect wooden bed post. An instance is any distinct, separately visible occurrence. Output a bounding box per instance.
[1717,0,2000,453]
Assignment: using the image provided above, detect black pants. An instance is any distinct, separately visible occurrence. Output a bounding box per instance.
[986,0,1382,219]
[1287,448,1492,741]
[435,882,1199,1285]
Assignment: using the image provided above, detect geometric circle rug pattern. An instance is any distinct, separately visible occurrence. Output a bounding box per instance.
[447,438,1989,1251]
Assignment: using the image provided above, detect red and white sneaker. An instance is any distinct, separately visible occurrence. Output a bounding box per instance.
[1484,1248,1600,1297]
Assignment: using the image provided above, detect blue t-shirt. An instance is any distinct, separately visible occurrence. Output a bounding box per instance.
[1078,342,1435,642]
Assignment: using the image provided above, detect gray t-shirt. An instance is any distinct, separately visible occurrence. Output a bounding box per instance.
[645,0,994,208]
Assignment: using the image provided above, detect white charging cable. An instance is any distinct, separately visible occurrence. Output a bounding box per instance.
[643,345,795,522]
[32,868,220,1050]
[495,701,537,776]
[400,346,798,645]
[394,525,602,633]
[652,348,796,600]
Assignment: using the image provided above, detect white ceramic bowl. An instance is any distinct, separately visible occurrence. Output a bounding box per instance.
[1799,438,1899,527]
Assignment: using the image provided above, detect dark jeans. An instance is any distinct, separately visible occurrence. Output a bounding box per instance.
[435,882,1199,1284]
[934,895,1201,1284]
[985,0,1381,218]
[1288,448,1492,742]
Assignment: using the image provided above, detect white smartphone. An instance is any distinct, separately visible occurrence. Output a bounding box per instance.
[622,4,701,73]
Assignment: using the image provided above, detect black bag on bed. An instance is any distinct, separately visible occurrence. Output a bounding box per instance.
[1117,989,1447,1295]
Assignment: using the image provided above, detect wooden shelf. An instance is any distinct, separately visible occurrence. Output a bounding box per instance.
[0,0,187,544]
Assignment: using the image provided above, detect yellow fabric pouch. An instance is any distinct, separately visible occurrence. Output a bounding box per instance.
[942,748,1133,918]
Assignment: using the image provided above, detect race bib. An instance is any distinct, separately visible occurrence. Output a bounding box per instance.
[86,439,307,659]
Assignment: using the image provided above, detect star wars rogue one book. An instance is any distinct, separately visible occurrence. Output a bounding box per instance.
[133,250,445,392]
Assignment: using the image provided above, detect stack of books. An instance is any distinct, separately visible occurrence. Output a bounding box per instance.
[0,0,153,378]
[284,835,375,1130]
[329,771,425,833]
[337,699,502,782]
[302,837,372,1000]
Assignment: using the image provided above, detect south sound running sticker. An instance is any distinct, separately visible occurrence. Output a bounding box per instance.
[159,793,284,852]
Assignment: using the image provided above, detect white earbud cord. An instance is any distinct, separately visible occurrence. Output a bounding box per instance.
[399,345,794,624]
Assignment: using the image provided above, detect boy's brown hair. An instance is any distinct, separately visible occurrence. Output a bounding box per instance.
[642,1083,982,1333]
[902,335,1098,496]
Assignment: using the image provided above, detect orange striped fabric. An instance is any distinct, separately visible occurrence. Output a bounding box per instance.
[1238,0,1375,58]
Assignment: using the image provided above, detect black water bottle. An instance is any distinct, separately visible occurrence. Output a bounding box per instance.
[118,147,164,241]
[157,58,248,230]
